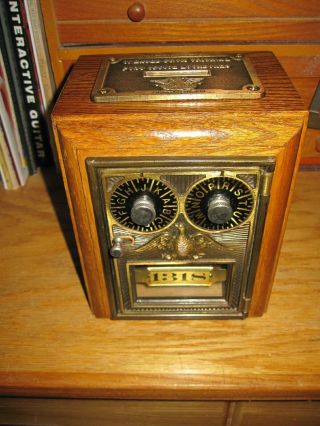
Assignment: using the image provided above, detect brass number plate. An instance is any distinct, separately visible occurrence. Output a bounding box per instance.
[135,266,227,287]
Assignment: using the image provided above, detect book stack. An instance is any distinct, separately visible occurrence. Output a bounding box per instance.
[0,0,55,189]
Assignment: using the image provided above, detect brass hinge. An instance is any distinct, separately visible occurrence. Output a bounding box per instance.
[261,171,273,197]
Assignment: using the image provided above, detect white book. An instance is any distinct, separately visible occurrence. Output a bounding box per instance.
[0,76,29,186]
[23,0,56,110]
[0,122,19,190]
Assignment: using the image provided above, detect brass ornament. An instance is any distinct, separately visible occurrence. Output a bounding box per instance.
[150,77,205,92]
[136,222,226,260]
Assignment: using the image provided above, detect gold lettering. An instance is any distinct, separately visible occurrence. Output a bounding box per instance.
[145,267,219,287]
[162,198,171,204]
[234,188,243,196]
[191,272,207,281]
[124,187,134,195]
[196,190,205,198]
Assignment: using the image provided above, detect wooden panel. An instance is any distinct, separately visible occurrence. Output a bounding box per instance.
[2,398,320,425]
[57,45,320,64]
[278,56,320,78]
[62,59,75,76]
[285,75,319,121]
[249,131,303,315]
[40,0,65,88]
[58,49,320,81]
[291,78,320,109]
[1,399,320,425]
[0,170,319,399]
[54,0,320,20]
[52,53,305,116]
[56,49,320,107]
[0,399,228,426]
[301,129,320,165]
[57,20,320,45]
[231,401,320,426]
[57,55,320,108]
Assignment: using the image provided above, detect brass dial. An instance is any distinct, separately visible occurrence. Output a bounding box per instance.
[110,177,178,232]
[185,176,254,231]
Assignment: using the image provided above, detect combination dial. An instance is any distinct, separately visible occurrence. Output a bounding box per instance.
[110,177,178,232]
[185,176,254,231]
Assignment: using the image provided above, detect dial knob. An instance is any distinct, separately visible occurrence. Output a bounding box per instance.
[130,194,156,226]
[110,177,178,232]
[185,176,254,231]
[207,194,233,224]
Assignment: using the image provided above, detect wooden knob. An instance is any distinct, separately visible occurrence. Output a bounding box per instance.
[127,2,145,22]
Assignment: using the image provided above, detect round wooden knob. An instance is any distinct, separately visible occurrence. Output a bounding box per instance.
[127,2,145,22]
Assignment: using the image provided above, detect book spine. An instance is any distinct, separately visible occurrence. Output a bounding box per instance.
[0,120,19,190]
[0,52,29,185]
[0,7,37,174]
[23,0,56,109]
[0,0,51,167]
[0,75,28,186]
[23,0,58,168]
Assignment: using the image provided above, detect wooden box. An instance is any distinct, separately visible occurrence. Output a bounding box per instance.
[52,52,307,319]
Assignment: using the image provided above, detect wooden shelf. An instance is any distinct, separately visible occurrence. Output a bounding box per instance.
[0,168,319,401]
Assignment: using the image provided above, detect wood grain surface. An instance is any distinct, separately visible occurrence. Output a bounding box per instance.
[301,129,320,165]
[0,169,319,399]
[1,399,320,425]
[53,0,320,20]
[231,401,320,426]
[53,53,305,116]
[57,20,320,45]
[0,399,229,426]
[51,0,320,45]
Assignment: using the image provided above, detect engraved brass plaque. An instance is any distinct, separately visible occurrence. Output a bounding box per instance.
[135,265,226,287]
[91,53,264,102]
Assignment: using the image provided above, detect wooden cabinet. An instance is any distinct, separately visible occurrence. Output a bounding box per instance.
[231,402,320,426]
[0,399,228,426]
[53,0,320,20]
[53,0,320,44]
[2,399,320,426]
[40,0,320,163]
[41,0,320,101]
